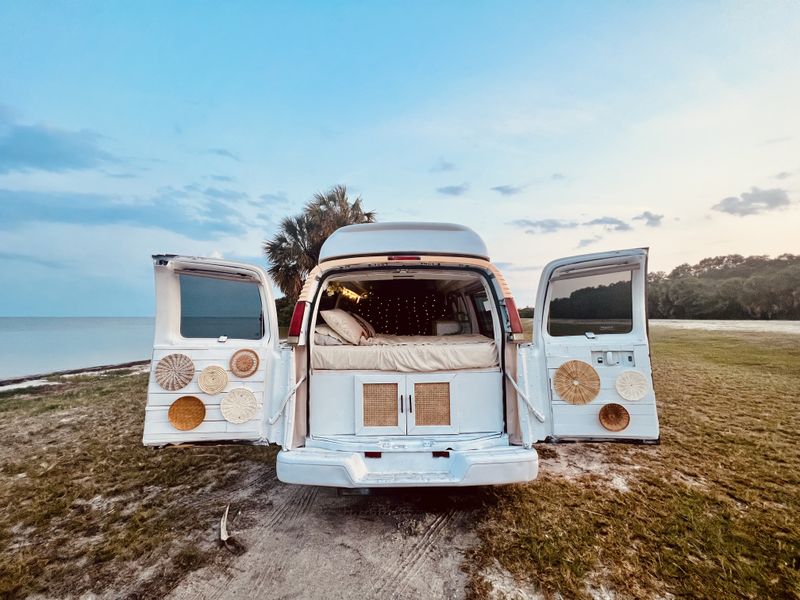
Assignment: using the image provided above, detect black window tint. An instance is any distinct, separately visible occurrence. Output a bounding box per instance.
[180,274,264,340]
[471,292,494,336]
[547,270,632,336]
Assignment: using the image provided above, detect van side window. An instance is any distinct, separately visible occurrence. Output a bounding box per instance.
[470,292,494,336]
[547,270,632,336]
[180,274,264,340]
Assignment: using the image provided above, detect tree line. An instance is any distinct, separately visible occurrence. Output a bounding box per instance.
[647,254,800,319]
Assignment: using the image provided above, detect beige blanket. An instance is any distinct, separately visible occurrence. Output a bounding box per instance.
[312,334,499,372]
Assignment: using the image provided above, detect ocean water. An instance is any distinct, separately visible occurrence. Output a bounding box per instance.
[0,317,155,380]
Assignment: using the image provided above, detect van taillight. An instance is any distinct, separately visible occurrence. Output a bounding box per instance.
[387,255,421,261]
[505,297,524,334]
[288,302,306,338]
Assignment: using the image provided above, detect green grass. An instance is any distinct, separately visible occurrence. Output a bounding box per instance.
[2,329,798,598]
[0,370,277,598]
[466,328,800,599]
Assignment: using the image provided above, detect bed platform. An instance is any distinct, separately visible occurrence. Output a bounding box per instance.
[311,334,499,372]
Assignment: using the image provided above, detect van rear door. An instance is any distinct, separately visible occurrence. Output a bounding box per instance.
[143,255,295,447]
[532,248,659,441]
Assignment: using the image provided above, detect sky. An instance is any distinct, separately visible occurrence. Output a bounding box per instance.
[0,1,798,316]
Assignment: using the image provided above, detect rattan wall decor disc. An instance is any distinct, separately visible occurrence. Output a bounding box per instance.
[155,353,195,391]
[168,396,206,431]
[230,349,259,378]
[221,388,259,424]
[615,370,649,401]
[599,403,630,432]
[553,360,601,404]
[198,365,228,395]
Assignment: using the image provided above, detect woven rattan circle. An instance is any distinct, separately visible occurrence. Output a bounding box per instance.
[615,370,648,401]
[553,360,600,405]
[599,403,630,432]
[155,353,194,391]
[230,349,259,378]
[221,388,259,424]
[198,365,228,395]
[168,396,206,431]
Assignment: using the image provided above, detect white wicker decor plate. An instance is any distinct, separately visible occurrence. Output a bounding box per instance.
[198,365,228,395]
[221,387,259,424]
[615,370,649,401]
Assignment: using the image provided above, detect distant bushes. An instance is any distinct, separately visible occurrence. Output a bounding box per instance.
[648,254,800,319]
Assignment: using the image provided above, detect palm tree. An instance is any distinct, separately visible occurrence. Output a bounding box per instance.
[263,185,376,303]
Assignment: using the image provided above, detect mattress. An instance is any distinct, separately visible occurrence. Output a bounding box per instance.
[311,334,499,372]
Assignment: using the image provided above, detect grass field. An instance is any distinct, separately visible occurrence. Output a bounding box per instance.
[1,328,798,598]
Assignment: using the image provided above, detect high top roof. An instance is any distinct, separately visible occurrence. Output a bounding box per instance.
[318,222,490,262]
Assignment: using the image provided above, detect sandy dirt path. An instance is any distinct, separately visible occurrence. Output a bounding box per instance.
[167,465,486,600]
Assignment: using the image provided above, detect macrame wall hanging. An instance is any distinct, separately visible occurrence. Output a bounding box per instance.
[221,388,259,423]
[553,360,601,404]
[199,365,228,395]
[155,353,195,391]
[599,403,630,432]
[168,396,206,431]
[230,349,259,378]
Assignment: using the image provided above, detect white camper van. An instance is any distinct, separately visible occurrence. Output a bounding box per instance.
[143,223,659,487]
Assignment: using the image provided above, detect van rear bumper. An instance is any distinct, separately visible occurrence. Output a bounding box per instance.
[276,445,538,488]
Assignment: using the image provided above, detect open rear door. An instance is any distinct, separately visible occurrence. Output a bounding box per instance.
[143,255,295,447]
[533,248,659,441]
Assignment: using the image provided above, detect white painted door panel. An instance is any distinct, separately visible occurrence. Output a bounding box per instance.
[533,248,660,441]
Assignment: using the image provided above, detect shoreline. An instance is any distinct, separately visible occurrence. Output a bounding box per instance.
[0,359,150,387]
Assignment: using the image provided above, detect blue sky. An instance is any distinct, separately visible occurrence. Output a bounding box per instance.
[1,1,798,316]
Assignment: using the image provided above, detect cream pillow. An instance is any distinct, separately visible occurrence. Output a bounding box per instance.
[314,324,348,346]
[319,309,366,345]
[350,312,376,338]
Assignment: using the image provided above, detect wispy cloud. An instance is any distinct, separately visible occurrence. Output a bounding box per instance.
[633,211,664,227]
[260,192,289,204]
[712,187,791,216]
[202,187,248,201]
[436,183,469,196]
[494,262,541,272]
[204,147,241,161]
[762,136,793,145]
[209,174,235,182]
[774,171,792,180]
[551,173,566,181]
[584,216,632,231]
[0,251,67,269]
[490,184,525,196]
[0,188,248,239]
[430,157,456,172]
[0,111,117,174]
[577,235,602,248]
[510,218,578,233]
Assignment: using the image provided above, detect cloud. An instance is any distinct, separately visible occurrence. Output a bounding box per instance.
[510,218,578,233]
[0,251,66,269]
[201,187,248,201]
[584,216,632,231]
[577,235,603,248]
[210,174,235,182]
[260,192,289,204]
[762,136,793,145]
[712,187,791,216]
[436,183,469,196]
[430,157,456,172]
[774,171,792,180]
[205,148,241,161]
[0,188,248,240]
[633,211,664,227]
[551,173,566,181]
[0,113,117,174]
[491,184,524,196]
